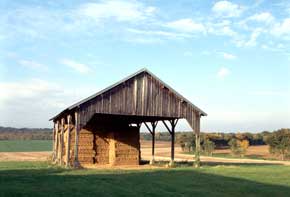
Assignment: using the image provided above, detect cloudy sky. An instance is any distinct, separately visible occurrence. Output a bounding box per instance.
[0,0,290,132]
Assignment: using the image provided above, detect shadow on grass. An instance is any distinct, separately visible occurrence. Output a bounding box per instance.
[0,163,290,197]
[150,160,284,167]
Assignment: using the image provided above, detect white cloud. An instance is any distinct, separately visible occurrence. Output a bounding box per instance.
[217,67,230,78]
[221,52,236,60]
[271,18,290,38]
[61,59,91,74]
[244,28,263,47]
[212,1,244,18]
[0,79,60,103]
[127,28,192,39]
[77,0,156,23]
[0,79,98,127]
[166,18,206,34]
[0,0,157,41]
[235,28,263,47]
[207,20,238,37]
[247,12,275,24]
[18,59,48,71]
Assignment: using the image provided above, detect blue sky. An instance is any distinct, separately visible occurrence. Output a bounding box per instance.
[0,0,289,132]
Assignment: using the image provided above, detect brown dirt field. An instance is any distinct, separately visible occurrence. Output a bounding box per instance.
[1,141,290,166]
[213,145,269,155]
[213,145,283,160]
[0,152,51,161]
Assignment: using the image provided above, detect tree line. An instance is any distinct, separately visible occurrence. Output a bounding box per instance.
[140,130,269,147]
[0,127,52,140]
[1,126,289,160]
[140,128,290,160]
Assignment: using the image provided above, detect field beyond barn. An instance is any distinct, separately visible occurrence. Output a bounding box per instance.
[1,161,290,197]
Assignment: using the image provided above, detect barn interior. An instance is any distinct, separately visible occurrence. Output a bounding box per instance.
[59,113,179,167]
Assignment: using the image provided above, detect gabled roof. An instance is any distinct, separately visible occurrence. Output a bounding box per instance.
[50,68,207,121]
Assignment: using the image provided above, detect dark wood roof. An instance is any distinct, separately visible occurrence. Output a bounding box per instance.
[50,68,206,127]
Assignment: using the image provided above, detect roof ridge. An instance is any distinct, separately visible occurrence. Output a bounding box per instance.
[50,68,206,120]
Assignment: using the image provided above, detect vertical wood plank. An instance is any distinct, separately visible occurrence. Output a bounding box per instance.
[60,118,64,166]
[66,115,71,168]
[74,111,79,167]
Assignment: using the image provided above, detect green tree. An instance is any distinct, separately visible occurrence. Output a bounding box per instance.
[265,129,290,160]
[202,139,215,156]
[228,138,249,157]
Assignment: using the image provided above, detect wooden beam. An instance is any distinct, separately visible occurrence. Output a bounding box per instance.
[174,119,179,127]
[195,114,201,168]
[162,120,172,134]
[52,122,56,162]
[150,121,157,164]
[66,115,71,168]
[169,120,176,166]
[74,111,79,168]
[55,121,60,163]
[144,122,152,135]
[136,122,142,128]
[60,118,65,166]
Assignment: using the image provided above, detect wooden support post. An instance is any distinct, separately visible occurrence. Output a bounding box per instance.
[66,115,71,168]
[144,121,158,164]
[162,119,178,167]
[170,120,175,166]
[60,118,65,166]
[151,121,157,164]
[55,121,60,163]
[195,114,201,168]
[74,111,79,168]
[52,122,56,162]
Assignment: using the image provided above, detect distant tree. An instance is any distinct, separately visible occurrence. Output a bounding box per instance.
[176,134,188,152]
[239,139,249,157]
[228,138,249,157]
[202,139,215,156]
[177,133,196,152]
[265,129,290,160]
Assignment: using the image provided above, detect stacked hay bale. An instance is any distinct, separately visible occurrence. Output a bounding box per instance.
[77,129,95,165]
[94,132,110,164]
[113,126,140,165]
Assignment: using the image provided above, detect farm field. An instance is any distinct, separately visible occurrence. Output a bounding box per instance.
[1,140,290,166]
[1,161,290,196]
[0,140,270,158]
[0,140,52,152]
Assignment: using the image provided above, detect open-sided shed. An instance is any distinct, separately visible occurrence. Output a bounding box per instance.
[50,68,206,167]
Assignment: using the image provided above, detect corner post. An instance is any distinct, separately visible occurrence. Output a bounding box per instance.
[170,119,177,166]
[52,122,56,162]
[56,121,60,163]
[151,121,157,164]
[195,114,201,168]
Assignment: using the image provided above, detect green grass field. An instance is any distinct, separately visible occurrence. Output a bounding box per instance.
[1,161,290,196]
[0,140,52,152]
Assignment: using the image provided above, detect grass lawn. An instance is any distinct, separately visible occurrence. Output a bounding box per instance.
[1,161,290,196]
[184,151,277,161]
[0,140,52,152]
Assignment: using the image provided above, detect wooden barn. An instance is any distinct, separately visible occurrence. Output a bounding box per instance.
[50,68,207,167]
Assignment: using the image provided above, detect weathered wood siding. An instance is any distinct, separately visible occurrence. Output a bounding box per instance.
[78,72,199,131]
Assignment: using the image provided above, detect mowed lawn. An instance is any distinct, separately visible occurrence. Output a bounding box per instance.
[0,140,52,152]
[1,162,290,196]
